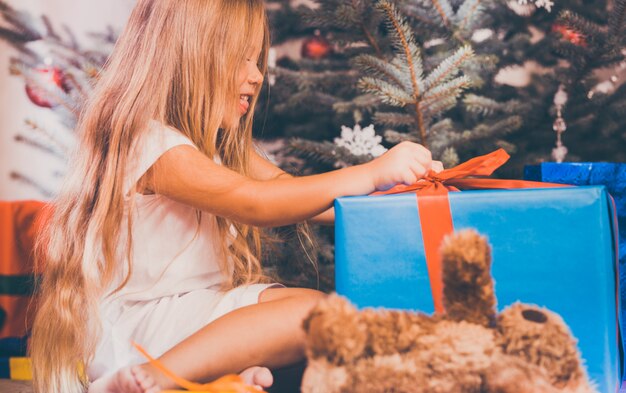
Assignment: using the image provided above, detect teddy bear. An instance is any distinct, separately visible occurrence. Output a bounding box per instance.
[301,229,597,393]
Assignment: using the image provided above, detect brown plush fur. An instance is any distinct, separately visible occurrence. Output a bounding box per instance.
[301,229,597,393]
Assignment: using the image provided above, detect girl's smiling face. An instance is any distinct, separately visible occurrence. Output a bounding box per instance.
[221,39,264,129]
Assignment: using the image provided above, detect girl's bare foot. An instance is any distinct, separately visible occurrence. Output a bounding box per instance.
[89,364,271,393]
[88,366,160,393]
[240,366,273,390]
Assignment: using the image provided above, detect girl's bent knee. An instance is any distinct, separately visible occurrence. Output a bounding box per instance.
[259,287,326,304]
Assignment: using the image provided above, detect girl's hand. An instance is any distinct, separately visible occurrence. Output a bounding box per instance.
[365,141,438,191]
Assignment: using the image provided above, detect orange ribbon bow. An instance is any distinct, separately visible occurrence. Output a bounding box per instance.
[371,149,567,314]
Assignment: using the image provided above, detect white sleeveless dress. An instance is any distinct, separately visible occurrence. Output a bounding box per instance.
[88,121,281,380]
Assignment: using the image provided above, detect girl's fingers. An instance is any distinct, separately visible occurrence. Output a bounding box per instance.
[432,160,444,173]
[405,162,427,184]
[412,155,432,172]
[412,161,428,178]
[413,145,432,166]
[401,169,418,185]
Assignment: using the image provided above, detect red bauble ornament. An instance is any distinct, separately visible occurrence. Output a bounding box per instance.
[25,66,69,108]
[552,23,586,46]
[301,31,332,60]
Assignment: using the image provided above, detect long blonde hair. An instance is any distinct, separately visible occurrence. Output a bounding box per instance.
[30,1,276,392]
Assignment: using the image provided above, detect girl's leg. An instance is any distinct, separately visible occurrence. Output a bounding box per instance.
[143,287,325,389]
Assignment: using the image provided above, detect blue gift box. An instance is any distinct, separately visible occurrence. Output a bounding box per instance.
[335,186,621,392]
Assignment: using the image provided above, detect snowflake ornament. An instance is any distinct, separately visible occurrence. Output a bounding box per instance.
[334,124,387,158]
[517,0,554,12]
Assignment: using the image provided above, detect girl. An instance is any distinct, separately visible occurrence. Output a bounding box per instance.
[29,1,441,393]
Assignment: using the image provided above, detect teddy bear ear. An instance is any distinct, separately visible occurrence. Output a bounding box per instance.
[302,293,357,333]
[440,229,492,273]
[440,229,497,328]
[497,303,593,390]
[302,293,367,365]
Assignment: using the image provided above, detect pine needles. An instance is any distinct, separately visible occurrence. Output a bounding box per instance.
[356,1,474,148]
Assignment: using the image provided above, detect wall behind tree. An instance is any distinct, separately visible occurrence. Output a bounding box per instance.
[0,0,135,200]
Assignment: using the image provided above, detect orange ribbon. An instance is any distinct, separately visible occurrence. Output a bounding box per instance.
[371,149,567,314]
[133,342,265,393]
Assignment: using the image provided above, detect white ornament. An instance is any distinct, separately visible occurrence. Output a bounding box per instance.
[508,1,535,16]
[513,0,554,13]
[472,29,494,43]
[334,124,387,158]
[552,144,568,163]
[553,84,568,106]
[533,0,554,12]
[424,38,446,49]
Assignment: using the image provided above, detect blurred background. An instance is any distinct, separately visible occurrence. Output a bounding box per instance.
[0,0,135,200]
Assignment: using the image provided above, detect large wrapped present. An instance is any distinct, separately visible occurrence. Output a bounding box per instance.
[334,150,622,392]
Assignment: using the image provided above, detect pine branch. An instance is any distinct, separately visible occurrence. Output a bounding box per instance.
[390,57,419,90]
[14,133,65,160]
[0,27,34,43]
[9,172,54,198]
[423,45,474,91]
[609,0,626,38]
[457,0,484,32]
[333,94,380,114]
[431,0,452,27]
[440,147,459,167]
[0,1,42,42]
[384,129,421,143]
[353,54,410,91]
[559,10,603,40]
[376,0,427,145]
[463,116,524,140]
[360,21,383,57]
[86,25,118,45]
[428,124,465,156]
[41,15,60,41]
[464,94,526,116]
[374,111,416,127]
[287,139,370,167]
[273,90,340,113]
[23,119,71,156]
[377,1,422,74]
[287,139,339,166]
[422,75,472,108]
[61,23,80,50]
[494,140,517,154]
[359,76,415,106]
[400,3,444,30]
[350,0,383,57]
[422,95,457,117]
[276,67,358,91]
[429,118,454,136]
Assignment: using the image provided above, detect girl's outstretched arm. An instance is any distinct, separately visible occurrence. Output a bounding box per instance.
[247,146,335,225]
[140,141,435,228]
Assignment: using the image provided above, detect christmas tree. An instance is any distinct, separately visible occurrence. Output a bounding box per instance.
[265,0,625,174]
